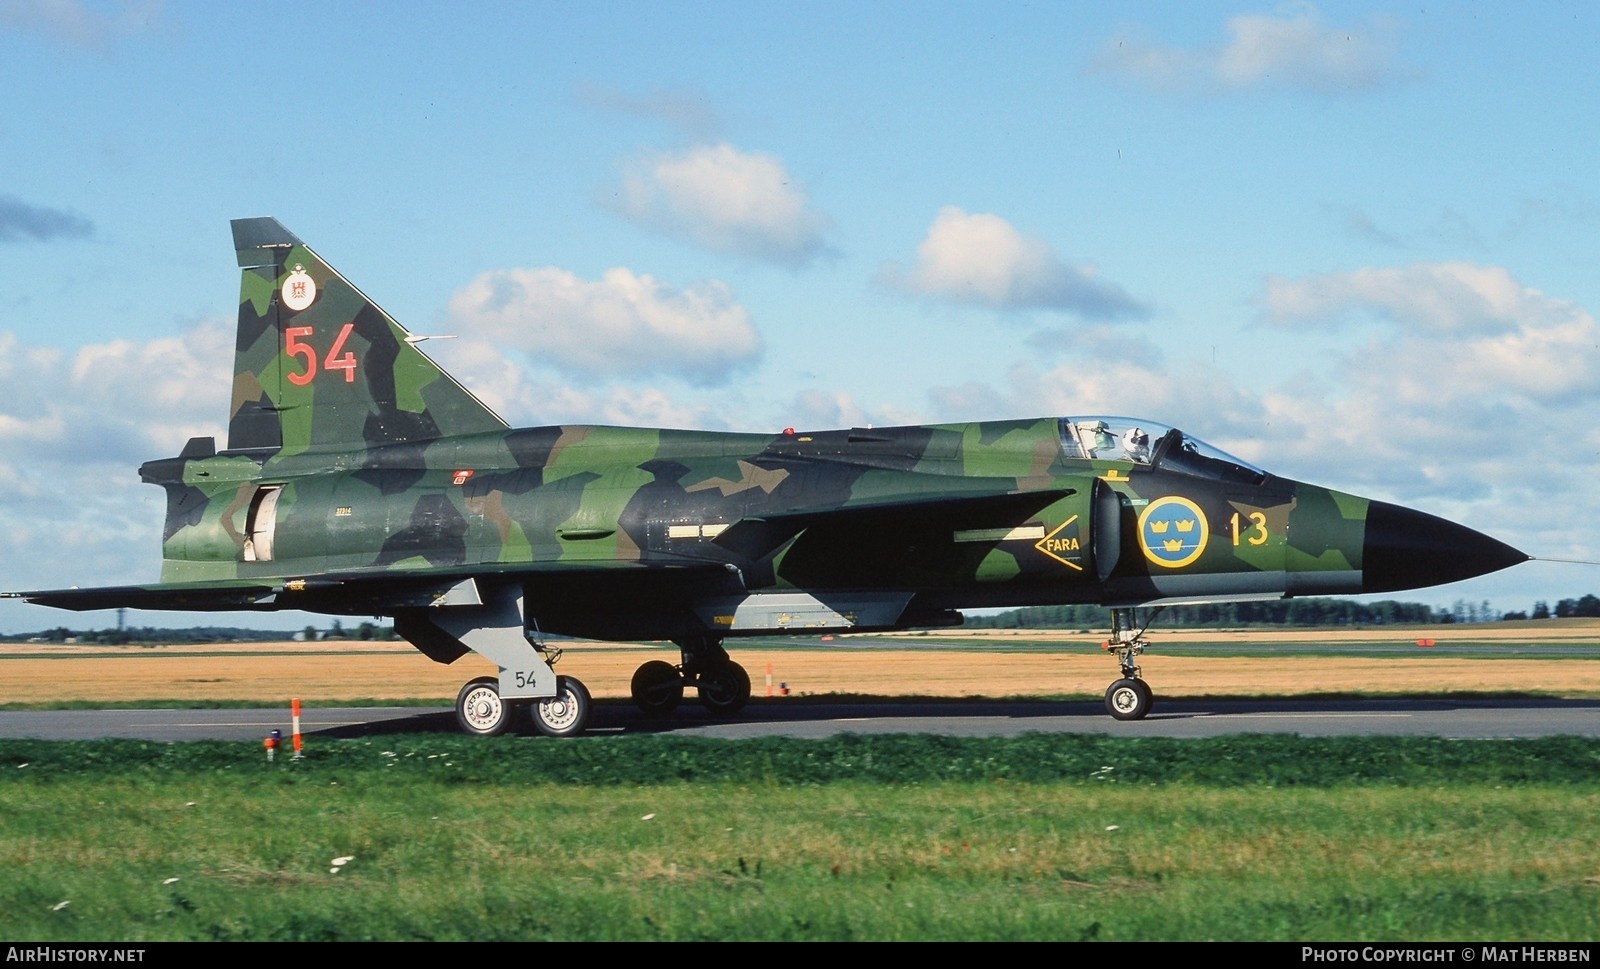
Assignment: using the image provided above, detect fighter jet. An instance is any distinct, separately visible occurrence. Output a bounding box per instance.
[3,218,1529,736]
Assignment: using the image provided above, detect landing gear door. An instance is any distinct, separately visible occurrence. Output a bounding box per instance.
[1092,477,1122,583]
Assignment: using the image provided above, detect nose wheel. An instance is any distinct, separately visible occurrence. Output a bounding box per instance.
[1105,677,1153,720]
[1101,606,1157,721]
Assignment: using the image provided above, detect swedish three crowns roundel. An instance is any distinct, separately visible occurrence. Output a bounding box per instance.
[1137,496,1208,568]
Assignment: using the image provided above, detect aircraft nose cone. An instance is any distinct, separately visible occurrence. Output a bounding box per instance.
[1361,500,1527,594]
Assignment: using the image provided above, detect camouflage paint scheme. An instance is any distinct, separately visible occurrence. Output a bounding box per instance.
[7,219,1527,733]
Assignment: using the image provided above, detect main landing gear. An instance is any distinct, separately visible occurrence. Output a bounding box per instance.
[451,638,593,738]
[395,583,595,738]
[1102,606,1157,721]
[630,636,751,717]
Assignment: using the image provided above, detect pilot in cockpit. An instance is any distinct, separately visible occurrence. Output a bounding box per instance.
[1122,427,1151,463]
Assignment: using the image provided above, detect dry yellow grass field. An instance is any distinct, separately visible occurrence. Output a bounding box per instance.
[3,619,1598,705]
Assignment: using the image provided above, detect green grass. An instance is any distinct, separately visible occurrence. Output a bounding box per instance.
[1,734,1598,941]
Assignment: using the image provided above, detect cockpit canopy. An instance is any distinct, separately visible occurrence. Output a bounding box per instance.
[1059,417,1267,485]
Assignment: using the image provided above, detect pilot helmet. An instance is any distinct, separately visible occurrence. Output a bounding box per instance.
[1122,427,1150,460]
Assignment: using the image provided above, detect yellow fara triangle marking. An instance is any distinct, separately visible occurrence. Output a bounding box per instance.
[1033,515,1084,571]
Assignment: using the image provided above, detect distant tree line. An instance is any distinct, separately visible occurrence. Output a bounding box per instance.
[1,623,397,645]
[963,594,1600,630]
[1504,595,1600,621]
[299,620,395,642]
[8,595,1600,643]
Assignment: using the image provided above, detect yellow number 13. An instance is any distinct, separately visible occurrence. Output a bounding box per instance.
[1231,512,1269,546]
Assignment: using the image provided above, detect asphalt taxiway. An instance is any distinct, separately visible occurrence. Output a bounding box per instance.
[0,696,1595,742]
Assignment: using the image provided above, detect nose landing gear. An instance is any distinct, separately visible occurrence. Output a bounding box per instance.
[1102,606,1156,721]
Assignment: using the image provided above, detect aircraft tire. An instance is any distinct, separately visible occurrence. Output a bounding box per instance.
[631,660,685,715]
[1132,677,1154,714]
[699,661,751,717]
[1105,678,1152,721]
[532,675,592,738]
[456,676,512,736]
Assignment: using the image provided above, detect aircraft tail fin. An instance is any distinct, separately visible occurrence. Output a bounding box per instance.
[227,217,507,454]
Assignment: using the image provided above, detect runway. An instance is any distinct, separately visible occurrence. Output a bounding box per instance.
[1,696,1597,742]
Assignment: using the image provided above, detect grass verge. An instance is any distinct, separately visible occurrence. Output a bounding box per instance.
[1,734,1597,941]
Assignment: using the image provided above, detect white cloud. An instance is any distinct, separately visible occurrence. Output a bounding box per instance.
[1362,320,1600,410]
[446,265,761,386]
[1263,263,1565,335]
[591,386,721,429]
[0,0,159,50]
[0,324,231,468]
[427,337,741,431]
[0,324,232,601]
[1256,265,1600,493]
[878,207,1148,320]
[613,143,831,265]
[1095,3,1406,95]
[1262,262,1600,410]
[782,390,867,431]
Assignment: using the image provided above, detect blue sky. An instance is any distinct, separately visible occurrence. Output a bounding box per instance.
[2,1,1597,633]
